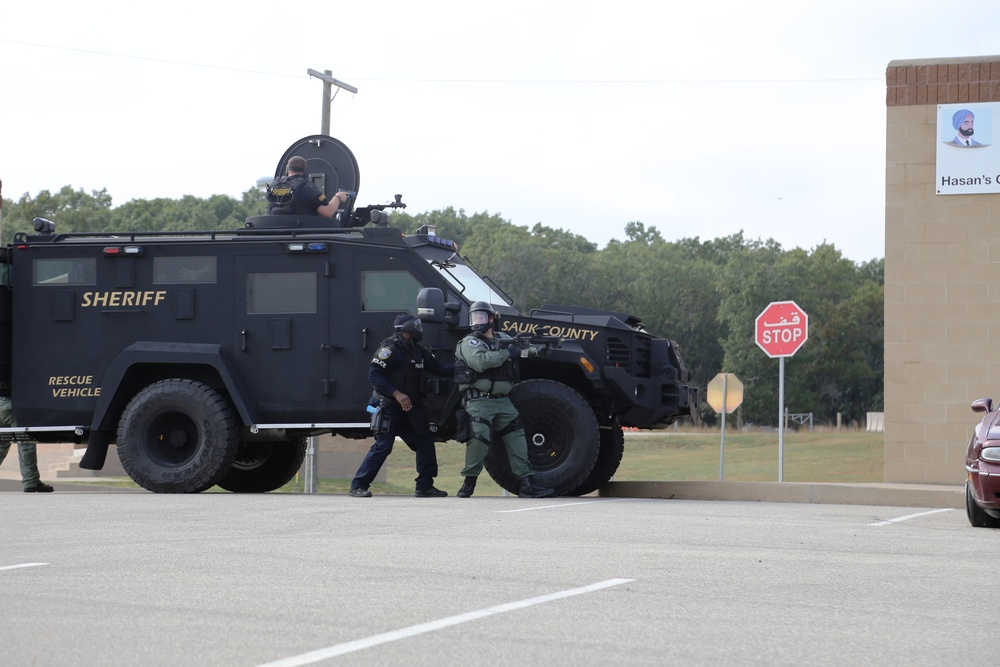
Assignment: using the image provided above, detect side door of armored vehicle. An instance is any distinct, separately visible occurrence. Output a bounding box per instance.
[232,248,335,423]
[349,251,456,421]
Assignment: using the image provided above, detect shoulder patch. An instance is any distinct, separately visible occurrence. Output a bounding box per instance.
[467,338,482,347]
[377,346,393,360]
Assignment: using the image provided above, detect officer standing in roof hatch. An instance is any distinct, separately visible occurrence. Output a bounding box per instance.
[349,314,453,498]
[266,155,349,217]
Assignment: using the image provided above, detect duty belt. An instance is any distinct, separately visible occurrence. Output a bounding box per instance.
[464,388,506,400]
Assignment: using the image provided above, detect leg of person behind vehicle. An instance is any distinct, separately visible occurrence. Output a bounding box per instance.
[0,397,53,493]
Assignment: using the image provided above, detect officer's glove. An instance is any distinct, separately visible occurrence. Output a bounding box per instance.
[526,346,540,358]
[507,344,523,358]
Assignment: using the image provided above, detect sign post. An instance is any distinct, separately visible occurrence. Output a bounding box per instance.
[707,373,743,480]
[755,301,808,482]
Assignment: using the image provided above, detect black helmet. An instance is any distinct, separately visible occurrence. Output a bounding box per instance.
[393,313,424,342]
[468,301,496,333]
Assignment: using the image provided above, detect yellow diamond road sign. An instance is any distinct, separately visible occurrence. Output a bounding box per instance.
[707,373,743,414]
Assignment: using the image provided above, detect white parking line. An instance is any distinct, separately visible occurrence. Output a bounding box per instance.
[256,578,635,667]
[0,562,48,571]
[498,498,628,513]
[870,508,954,526]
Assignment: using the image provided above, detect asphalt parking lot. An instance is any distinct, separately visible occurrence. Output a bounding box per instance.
[1,490,996,666]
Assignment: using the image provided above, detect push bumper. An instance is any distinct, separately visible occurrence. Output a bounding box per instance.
[603,366,697,428]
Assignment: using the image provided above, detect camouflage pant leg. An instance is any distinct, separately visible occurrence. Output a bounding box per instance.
[460,400,491,478]
[0,441,40,489]
[460,397,531,479]
[0,396,13,427]
[0,397,40,488]
[493,397,531,479]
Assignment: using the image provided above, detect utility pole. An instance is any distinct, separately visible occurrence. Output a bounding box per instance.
[306,69,358,136]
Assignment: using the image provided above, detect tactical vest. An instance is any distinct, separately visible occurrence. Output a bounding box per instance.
[266,175,307,215]
[382,335,425,403]
[454,333,517,389]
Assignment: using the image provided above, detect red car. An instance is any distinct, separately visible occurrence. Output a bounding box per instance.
[966,397,1000,527]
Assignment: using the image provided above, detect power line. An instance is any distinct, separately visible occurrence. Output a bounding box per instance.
[355,76,882,84]
[0,38,881,85]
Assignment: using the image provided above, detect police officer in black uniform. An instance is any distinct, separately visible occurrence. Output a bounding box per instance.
[266,155,347,218]
[349,314,453,497]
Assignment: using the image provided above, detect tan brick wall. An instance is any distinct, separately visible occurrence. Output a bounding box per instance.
[885,55,1000,484]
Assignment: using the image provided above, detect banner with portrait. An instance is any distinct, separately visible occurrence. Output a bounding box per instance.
[936,102,1000,195]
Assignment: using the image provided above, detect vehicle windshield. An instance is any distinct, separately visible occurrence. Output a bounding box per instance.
[427,256,511,307]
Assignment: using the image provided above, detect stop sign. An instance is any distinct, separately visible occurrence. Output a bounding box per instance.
[755,301,808,358]
[707,373,743,413]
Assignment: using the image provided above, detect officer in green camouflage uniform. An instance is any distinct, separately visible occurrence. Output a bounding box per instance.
[454,301,554,499]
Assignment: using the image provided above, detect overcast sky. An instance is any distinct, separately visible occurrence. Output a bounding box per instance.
[3,1,999,263]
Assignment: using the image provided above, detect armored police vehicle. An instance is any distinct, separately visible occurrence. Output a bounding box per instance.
[0,135,696,495]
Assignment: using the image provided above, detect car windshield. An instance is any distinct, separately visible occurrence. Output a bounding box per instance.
[427,257,511,306]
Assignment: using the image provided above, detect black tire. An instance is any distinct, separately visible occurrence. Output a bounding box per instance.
[216,437,307,493]
[485,379,600,495]
[966,482,1000,528]
[567,426,625,496]
[117,379,239,493]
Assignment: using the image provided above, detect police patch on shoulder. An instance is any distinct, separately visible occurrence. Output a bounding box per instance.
[377,346,393,360]
[467,338,482,347]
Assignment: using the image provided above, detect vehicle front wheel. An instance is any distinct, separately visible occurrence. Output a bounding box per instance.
[216,437,308,493]
[566,425,625,496]
[966,482,1000,528]
[485,379,599,496]
[117,379,239,493]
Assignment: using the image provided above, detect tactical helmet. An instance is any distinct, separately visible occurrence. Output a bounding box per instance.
[468,301,496,333]
[393,313,424,342]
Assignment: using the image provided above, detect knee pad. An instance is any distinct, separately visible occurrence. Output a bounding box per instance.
[469,435,490,449]
[497,416,523,437]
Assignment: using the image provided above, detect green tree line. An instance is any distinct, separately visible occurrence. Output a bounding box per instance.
[1,186,883,428]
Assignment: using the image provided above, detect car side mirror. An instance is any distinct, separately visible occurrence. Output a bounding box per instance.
[972,397,993,413]
[417,288,445,323]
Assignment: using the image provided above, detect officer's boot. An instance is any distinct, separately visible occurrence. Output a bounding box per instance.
[457,476,477,498]
[517,476,555,498]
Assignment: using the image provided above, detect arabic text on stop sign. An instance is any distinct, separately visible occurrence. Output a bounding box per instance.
[761,327,803,344]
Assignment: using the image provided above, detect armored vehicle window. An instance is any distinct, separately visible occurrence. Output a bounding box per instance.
[154,257,217,284]
[34,258,96,285]
[247,272,316,314]
[428,260,509,305]
[362,271,422,312]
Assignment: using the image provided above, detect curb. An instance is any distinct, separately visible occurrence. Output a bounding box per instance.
[600,481,965,509]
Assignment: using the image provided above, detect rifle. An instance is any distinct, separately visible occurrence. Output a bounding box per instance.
[497,335,563,347]
[454,334,564,384]
[346,194,407,228]
[497,335,563,356]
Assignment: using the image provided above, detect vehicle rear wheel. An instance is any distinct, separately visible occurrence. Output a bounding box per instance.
[566,426,625,496]
[117,379,239,493]
[485,379,599,496]
[966,482,1000,528]
[216,437,308,493]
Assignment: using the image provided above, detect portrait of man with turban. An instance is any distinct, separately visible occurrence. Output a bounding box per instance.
[945,108,988,147]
